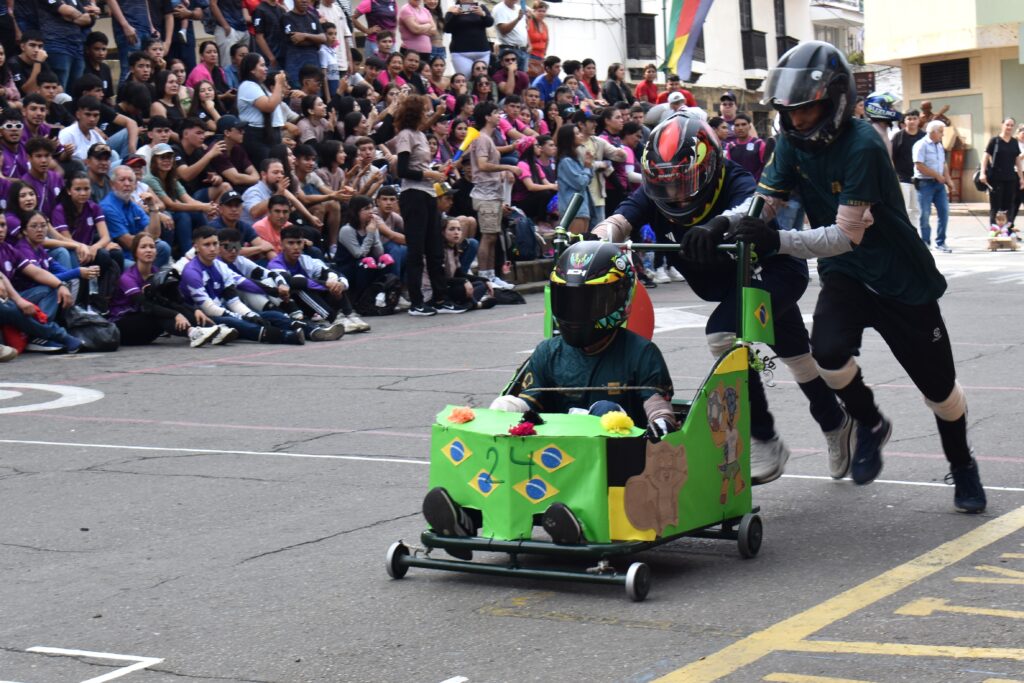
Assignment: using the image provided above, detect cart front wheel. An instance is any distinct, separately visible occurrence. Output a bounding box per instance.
[737,513,763,559]
[386,541,410,579]
[625,562,651,602]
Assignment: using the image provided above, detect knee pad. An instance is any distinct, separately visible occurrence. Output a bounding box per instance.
[489,395,530,413]
[924,381,967,421]
[780,353,819,384]
[706,331,736,358]
[816,358,859,390]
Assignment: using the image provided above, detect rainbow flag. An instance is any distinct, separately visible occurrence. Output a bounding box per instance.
[663,0,716,81]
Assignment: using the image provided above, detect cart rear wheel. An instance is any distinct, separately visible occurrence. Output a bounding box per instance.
[625,562,651,602]
[737,513,763,559]
[386,541,410,579]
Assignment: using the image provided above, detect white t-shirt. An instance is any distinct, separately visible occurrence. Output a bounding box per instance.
[58,124,107,161]
[491,1,527,48]
[237,80,287,128]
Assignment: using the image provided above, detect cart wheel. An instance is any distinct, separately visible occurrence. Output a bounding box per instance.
[625,562,651,602]
[386,541,410,579]
[737,513,763,559]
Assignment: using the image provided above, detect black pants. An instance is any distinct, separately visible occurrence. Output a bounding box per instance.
[811,271,957,405]
[988,179,1017,226]
[243,126,283,169]
[399,188,445,306]
[115,312,190,345]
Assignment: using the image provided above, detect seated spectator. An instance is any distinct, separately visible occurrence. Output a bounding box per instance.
[316,139,360,195]
[5,180,39,238]
[4,211,73,320]
[168,59,193,111]
[493,49,529,98]
[15,210,101,311]
[174,117,232,202]
[334,194,394,303]
[136,116,175,167]
[117,51,156,104]
[83,31,114,104]
[21,137,64,219]
[9,30,50,97]
[292,142,348,252]
[38,70,75,131]
[21,94,54,142]
[435,181,477,267]
[179,226,304,344]
[208,115,259,190]
[59,95,118,162]
[209,190,277,261]
[0,108,27,179]
[73,74,140,159]
[213,227,300,321]
[375,185,406,278]
[298,94,343,145]
[0,267,82,355]
[186,41,230,94]
[150,69,186,137]
[376,53,407,93]
[186,80,226,131]
[242,157,319,227]
[224,41,248,90]
[84,143,114,203]
[423,216,493,311]
[269,225,369,333]
[101,165,172,269]
[144,142,219,257]
[108,232,231,347]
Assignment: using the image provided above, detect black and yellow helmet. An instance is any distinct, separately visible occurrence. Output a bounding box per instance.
[550,241,635,348]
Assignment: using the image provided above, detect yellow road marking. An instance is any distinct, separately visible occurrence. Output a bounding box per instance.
[786,640,1024,661]
[973,565,1024,578]
[983,679,1024,683]
[954,577,1024,585]
[763,675,876,683]
[895,597,1024,620]
[1001,552,1024,559]
[654,505,1024,682]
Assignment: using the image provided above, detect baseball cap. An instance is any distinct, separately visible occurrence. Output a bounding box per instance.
[667,92,685,105]
[216,115,247,133]
[87,143,112,158]
[123,154,147,168]
[720,91,736,102]
[152,143,175,156]
[433,181,458,197]
[572,108,596,124]
[220,190,243,205]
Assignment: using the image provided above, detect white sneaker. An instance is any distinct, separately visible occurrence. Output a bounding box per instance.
[750,435,791,485]
[489,275,516,290]
[824,410,854,479]
[211,325,239,345]
[396,296,412,311]
[348,314,371,332]
[188,326,219,348]
[0,344,17,362]
[652,266,671,284]
[374,292,386,308]
[666,265,686,282]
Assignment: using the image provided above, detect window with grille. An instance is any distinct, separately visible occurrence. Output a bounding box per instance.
[773,0,786,35]
[693,32,705,62]
[776,35,799,57]
[920,58,970,93]
[742,30,767,69]
[626,13,657,60]
[739,0,753,31]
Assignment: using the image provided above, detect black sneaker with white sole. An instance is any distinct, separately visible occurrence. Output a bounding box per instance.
[408,304,438,317]
[437,300,470,314]
[542,502,586,545]
[422,487,476,560]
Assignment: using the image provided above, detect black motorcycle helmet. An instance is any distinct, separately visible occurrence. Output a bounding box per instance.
[550,241,635,348]
[640,113,726,226]
[762,41,856,152]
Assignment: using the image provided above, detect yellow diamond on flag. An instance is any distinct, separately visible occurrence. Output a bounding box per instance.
[441,438,472,467]
[755,302,770,328]
[468,470,500,497]
[531,444,575,473]
[513,476,559,504]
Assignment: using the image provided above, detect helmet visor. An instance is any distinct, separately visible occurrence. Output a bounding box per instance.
[550,280,626,326]
[761,66,833,107]
[642,155,716,206]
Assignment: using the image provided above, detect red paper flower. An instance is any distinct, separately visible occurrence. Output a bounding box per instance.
[508,421,537,436]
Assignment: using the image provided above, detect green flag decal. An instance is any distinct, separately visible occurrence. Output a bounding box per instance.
[740,286,775,345]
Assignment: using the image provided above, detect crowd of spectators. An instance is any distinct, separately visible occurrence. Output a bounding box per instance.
[0,0,767,361]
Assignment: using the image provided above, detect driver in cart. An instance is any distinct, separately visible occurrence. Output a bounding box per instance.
[422,240,679,553]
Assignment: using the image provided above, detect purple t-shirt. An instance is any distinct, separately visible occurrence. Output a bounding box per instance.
[108,265,148,321]
[0,143,28,178]
[5,212,20,238]
[11,238,50,290]
[21,171,63,219]
[51,201,106,245]
[0,240,23,282]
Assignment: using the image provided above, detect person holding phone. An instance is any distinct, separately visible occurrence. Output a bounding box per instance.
[236,53,289,167]
[491,0,529,73]
[444,1,492,77]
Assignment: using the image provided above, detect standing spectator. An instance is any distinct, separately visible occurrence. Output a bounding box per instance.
[424,0,445,62]
[634,63,658,104]
[492,0,528,72]
[602,63,634,106]
[979,117,1022,228]
[83,32,114,104]
[494,49,528,98]
[444,2,492,77]
[575,108,626,227]
[469,101,519,291]
[252,0,287,70]
[525,1,548,79]
[237,53,289,166]
[530,55,561,104]
[319,22,347,98]
[397,0,434,62]
[890,109,924,229]
[393,94,450,315]
[555,123,591,234]
[9,30,49,97]
[282,0,326,87]
[718,90,738,138]
[351,0,397,59]
[724,113,767,181]
[210,0,250,67]
[40,0,95,90]
[913,120,954,252]
[168,0,203,73]
[106,0,152,84]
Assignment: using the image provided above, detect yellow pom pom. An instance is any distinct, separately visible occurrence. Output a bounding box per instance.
[600,411,635,435]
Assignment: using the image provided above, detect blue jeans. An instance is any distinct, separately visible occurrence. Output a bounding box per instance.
[107,129,131,159]
[459,238,478,273]
[0,299,73,345]
[113,24,148,85]
[47,51,85,91]
[19,285,60,320]
[383,241,407,280]
[916,179,949,246]
[170,23,198,73]
[169,211,207,257]
[212,309,295,342]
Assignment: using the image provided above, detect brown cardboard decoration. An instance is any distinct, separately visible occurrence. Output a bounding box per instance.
[623,439,688,536]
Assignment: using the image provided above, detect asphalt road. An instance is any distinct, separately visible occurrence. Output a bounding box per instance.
[1,214,1022,683]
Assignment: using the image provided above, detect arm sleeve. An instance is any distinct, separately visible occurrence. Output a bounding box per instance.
[395,151,424,181]
[338,225,374,257]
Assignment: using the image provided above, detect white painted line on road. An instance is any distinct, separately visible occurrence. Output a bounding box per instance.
[439,677,469,683]
[781,473,1024,493]
[3,440,1021,495]
[24,647,162,683]
[0,383,104,415]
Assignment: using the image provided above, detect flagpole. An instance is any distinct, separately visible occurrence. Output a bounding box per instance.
[662,0,668,73]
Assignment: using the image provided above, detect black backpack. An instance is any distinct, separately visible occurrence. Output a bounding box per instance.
[65,306,121,352]
[355,273,402,316]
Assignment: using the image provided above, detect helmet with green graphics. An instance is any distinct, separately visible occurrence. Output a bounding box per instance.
[865,92,902,123]
[762,40,856,151]
[550,241,635,348]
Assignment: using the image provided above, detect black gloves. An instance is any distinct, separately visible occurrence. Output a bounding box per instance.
[645,417,675,443]
[679,215,731,263]
[728,216,780,256]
